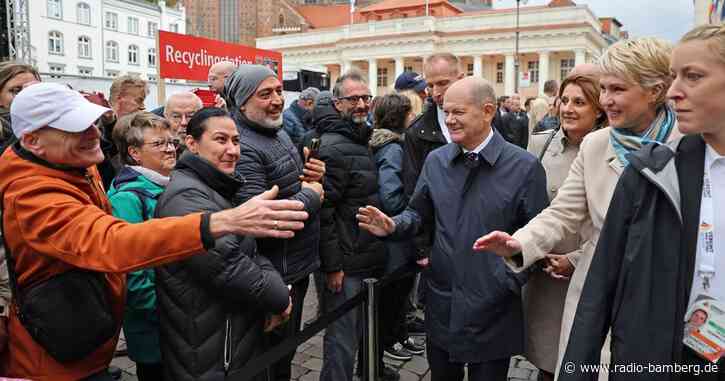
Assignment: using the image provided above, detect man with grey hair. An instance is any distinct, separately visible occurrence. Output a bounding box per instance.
[309,69,387,381]
[225,64,326,381]
[283,87,320,145]
[163,92,203,138]
[357,77,548,381]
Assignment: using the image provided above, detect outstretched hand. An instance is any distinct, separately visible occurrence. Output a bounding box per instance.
[356,206,395,237]
[472,231,522,258]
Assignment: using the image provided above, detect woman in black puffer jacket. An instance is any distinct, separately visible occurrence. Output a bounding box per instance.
[155,108,290,381]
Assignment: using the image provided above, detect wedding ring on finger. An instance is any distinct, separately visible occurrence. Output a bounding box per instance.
[274,220,279,230]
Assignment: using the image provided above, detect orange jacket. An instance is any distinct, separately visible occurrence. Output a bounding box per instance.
[0,144,209,380]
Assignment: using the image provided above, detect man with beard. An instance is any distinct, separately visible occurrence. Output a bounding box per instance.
[226,64,326,381]
[312,69,387,381]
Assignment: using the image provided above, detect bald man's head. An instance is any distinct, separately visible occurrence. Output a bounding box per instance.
[442,77,497,150]
[569,63,600,79]
[208,61,237,93]
[164,92,203,137]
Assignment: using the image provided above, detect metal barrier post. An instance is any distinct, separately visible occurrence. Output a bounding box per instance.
[361,278,379,381]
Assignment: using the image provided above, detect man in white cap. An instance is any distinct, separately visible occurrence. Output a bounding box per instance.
[0,82,309,380]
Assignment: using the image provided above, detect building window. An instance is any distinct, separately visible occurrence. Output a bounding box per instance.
[128,45,139,65]
[560,58,575,80]
[278,14,284,26]
[78,67,93,77]
[47,0,62,19]
[105,12,118,30]
[528,60,539,83]
[78,36,91,58]
[467,63,474,76]
[404,65,413,72]
[77,3,91,25]
[377,67,388,87]
[148,22,158,37]
[496,62,504,84]
[106,70,119,78]
[48,31,63,55]
[128,17,139,35]
[169,23,179,33]
[106,41,118,62]
[48,64,65,78]
[148,48,156,66]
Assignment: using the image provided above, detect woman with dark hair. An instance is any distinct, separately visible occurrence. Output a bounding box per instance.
[370,94,425,370]
[0,62,40,149]
[0,61,40,355]
[524,74,605,381]
[154,107,292,381]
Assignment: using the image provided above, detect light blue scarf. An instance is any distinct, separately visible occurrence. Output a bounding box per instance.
[609,105,676,167]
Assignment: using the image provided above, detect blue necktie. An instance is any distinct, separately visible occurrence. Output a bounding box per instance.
[464,152,480,169]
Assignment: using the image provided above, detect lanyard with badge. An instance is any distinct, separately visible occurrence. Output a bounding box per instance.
[683,158,725,363]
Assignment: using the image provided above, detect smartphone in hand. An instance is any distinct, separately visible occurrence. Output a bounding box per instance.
[306,138,321,162]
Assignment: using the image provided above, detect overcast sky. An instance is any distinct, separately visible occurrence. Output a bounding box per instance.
[494,0,694,42]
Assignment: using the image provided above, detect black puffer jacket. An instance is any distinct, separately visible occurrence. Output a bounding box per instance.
[312,103,385,275]
[234,114,321,283]
[155,153,289,381]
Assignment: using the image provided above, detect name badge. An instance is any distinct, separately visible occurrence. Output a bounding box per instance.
[684,295,725,363]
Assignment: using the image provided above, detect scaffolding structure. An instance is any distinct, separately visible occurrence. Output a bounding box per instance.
[6,0,32,64]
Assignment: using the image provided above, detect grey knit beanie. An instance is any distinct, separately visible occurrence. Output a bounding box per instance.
[224,64,277,111]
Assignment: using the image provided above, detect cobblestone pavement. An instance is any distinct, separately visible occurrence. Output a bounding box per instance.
[112,276,540,381]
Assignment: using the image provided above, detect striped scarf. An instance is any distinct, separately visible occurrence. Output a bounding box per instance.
[609,105,676,167]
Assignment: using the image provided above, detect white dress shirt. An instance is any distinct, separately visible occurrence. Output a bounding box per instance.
[437,106,452,144]
[688,143,725,305]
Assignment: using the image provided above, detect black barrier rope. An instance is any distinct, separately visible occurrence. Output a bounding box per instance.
[228,263,421,381]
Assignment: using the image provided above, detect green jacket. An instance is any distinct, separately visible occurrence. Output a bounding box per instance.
[107,166,165,364]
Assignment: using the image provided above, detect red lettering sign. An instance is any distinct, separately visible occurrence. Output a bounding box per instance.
[158,31,283,81]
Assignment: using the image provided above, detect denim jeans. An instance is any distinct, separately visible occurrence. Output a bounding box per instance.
[320,273,366,381]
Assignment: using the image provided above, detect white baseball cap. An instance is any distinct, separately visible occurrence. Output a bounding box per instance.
[10,82,111,138]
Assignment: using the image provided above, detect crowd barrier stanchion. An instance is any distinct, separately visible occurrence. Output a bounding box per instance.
[227,264,419,381]
[361,278,379,381]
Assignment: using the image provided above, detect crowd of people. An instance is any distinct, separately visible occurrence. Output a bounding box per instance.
[0,21,724,381]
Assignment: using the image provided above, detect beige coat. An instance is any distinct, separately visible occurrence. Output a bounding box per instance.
[522,128,584,373]
[506,126,682,379]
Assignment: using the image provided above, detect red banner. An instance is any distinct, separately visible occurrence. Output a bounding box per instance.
[158,31,283,82]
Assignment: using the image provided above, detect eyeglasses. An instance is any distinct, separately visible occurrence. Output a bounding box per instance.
[337,95,372,104]
[142,138,180,150]
[168,113,195,123]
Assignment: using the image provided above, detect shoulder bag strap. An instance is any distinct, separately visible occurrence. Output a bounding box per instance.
[1,192,23,311]
[538,126,561,162]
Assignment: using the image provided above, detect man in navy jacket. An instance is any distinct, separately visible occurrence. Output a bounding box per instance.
[358,77,549,381]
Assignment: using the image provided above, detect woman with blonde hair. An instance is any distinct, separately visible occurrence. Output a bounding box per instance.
[474,37,681,380]
[523,74,605,381]
[551,24,725,381]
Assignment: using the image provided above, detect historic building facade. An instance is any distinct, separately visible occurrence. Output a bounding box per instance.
[257,1,622,98]
[29,0,185,79]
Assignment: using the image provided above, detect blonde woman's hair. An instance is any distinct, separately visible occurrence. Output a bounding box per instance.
[398,89,423,118]
[528,97,549,135]
[599,37,673,108]
[680,23,725,65]
[109,74,147,105]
